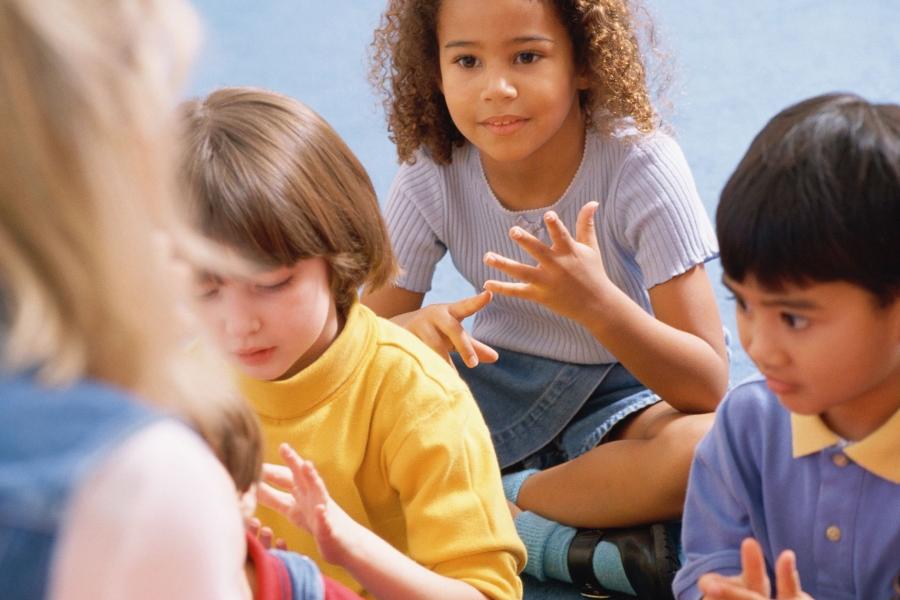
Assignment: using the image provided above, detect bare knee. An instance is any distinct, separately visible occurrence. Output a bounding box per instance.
[653,413,715,509]
[664,412,714,450]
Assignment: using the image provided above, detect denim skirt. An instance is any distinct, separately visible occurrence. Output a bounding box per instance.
[454,347,661,469]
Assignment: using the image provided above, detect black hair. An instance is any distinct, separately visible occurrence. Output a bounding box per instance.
[717,92,900,305]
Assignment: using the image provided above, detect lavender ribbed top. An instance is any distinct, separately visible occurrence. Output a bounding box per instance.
[384,129,717,364]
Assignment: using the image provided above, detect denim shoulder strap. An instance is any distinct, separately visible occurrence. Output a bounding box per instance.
[0,373,159,600]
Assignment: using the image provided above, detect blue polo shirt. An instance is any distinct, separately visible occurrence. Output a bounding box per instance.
[673,375,900,600]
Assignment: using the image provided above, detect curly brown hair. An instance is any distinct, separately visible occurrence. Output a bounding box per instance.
[371,0,663,165]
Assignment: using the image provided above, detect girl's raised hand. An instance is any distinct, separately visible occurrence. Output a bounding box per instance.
[391,291,498,368]
[698,538,813,600]
[483,202,613,323]
[257,443,360,565]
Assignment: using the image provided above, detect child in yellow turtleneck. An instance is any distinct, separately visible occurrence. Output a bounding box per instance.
[177,87,525,600]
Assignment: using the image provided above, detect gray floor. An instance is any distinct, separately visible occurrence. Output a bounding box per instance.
[188,0,900,386]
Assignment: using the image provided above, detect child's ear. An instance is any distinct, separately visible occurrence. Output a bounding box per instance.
[575,65,590,91]
[239,484,258,521]
[889,296,900,343]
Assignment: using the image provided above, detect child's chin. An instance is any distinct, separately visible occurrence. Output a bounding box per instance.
[238,363,281,381]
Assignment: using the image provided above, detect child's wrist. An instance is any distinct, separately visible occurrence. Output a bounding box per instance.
[576,285,628,331]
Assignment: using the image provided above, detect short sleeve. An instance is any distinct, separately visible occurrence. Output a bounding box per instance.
[50,421,249,600]
[383,157,448,293]
[612,134,718,289]
[385,390,525,600]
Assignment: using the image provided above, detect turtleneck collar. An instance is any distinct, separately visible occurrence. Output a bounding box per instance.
[236,302,375,420]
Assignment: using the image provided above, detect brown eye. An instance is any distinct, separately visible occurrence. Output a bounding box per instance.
[454,55,478,69]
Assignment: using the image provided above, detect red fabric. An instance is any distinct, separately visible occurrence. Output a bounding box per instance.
[322,576,363,600]
[246,531,290,600]
[247,532,362,600]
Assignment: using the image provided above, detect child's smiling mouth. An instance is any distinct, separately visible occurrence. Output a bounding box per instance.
[480,115,529,135]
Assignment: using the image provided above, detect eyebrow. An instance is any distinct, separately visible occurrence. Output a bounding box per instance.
[721,278,821,310]
[195,270,223,285]
[443,35,556,49]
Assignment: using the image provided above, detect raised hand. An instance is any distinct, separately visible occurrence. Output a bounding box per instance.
[245,516,287,551]
[392,291,498,367]
[257,443,362,565]
[698,538,813,599]
[483,202,614,323]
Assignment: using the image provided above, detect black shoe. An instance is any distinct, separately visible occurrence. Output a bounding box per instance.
[566,522,680,599]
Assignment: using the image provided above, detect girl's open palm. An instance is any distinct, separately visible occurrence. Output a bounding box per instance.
[257,443,360,565]
[483,202,613,323]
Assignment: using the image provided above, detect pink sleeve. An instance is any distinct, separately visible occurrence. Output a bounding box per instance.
[49,421,250,600]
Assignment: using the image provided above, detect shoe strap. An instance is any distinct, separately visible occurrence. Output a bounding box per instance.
[567,528,615,599]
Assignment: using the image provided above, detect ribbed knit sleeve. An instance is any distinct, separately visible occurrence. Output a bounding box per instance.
[383,155,448,293]
[613,133,718,289]
[381,131,717,364]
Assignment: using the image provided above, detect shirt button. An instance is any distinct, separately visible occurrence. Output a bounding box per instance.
[832,453,849,467]
[825,525,842,542]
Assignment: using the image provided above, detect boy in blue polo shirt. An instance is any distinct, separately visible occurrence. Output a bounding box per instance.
[673,93,900,599]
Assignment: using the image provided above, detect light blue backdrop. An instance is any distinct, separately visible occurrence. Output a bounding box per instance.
[189,1,900,384]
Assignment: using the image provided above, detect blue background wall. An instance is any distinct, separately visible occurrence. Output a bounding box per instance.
[189,0,900,383]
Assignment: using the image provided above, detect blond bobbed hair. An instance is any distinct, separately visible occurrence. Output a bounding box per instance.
[0,0,214,409]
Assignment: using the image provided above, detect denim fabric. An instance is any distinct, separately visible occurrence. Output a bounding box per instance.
[455,348,660,469]
[0,372,159,600]
[271,550,325,600]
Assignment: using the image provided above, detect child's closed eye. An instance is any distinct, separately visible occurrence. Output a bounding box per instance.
[194,272,221,299]
[254,276,293,293]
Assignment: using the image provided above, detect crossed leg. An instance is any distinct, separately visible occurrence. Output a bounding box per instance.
[514,402,714,528]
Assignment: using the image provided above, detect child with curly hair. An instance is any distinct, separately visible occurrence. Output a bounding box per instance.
[365,1,729,597]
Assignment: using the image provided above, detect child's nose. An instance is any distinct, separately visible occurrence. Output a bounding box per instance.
[222,297,261,338]
[224,314,261,338]
[481,69,517,102]
[743,323,788,370]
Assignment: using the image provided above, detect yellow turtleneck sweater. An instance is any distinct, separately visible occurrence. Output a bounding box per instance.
[238,303,525,599]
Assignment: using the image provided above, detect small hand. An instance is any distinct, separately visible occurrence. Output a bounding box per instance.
[257,444,362,565]
[392,291,498,367]
[483,202,613,323]
[699,538,813,599]
[245,516,287,551]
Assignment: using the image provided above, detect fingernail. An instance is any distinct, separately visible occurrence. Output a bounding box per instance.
[484,252,494,263]
[545,212,556,222]
[468,355,478,367]
[510,227,522,239]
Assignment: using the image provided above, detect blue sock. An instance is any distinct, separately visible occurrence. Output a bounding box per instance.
[514,511,636,596]
[501,468,539,503]
[515,511,560,581]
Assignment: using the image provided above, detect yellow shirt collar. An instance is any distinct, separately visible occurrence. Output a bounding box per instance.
[792,409,900,484]
[236,301,373,420]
